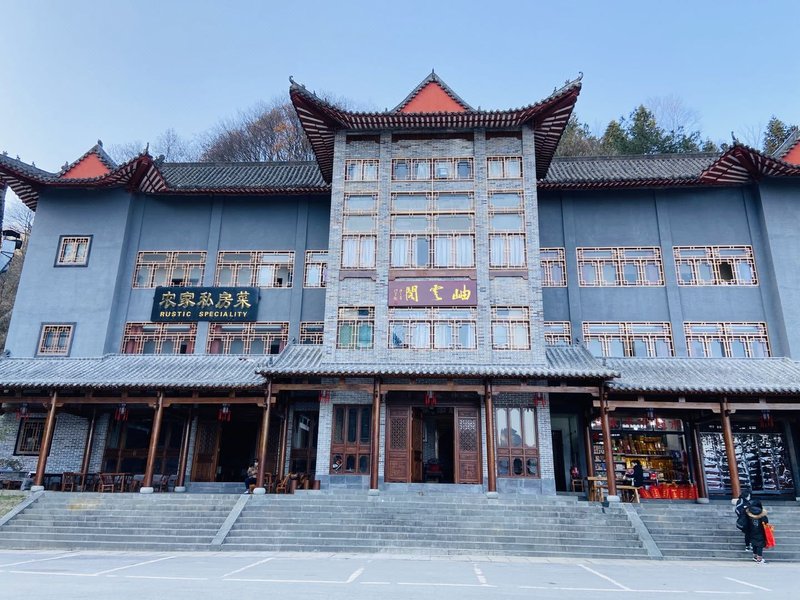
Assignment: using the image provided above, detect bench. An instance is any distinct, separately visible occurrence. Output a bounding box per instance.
[0,470,33,491]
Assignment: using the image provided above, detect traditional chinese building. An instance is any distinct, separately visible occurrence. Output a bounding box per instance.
[1,73,800,501]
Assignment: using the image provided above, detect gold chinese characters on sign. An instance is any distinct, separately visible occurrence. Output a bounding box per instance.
[388,279,477,307]
[151,286,259,322]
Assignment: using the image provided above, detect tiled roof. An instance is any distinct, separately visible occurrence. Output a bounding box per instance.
[258,344,616,379]
[543,153,719,186]
[58,142,118,176]
[0,354,265,390]
[605,357,800,394]
[392,71,475,112]
[773,129,800,160]
[157,161,328,192]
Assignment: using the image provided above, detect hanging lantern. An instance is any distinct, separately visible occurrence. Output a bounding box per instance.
[760,409,773,430]
[318,390,331,404]
[15,403,29,421]
[646,408,656,428]
[114,403,128,422]
[217,403,231,422]
[424,391,437,407]
[532,393,546,408]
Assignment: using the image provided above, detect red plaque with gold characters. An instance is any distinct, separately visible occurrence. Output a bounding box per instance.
[388,279,477,307]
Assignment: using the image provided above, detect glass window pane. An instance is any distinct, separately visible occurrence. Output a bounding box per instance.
[490,193,521,210]
[360,407,371,443]
[495,409,508,449]
[623,263,638,284]
[346,196,376,212]
[456,160,472,178]
[526,458,538,476]
[488,159,503,178]
[513,458,523,475]
[491,214,523,231]
[363,162,378,180]
[581,263,597,285]
[357,323,373,348]
[434,160,450,179]
[602,263,618,285]
[678,263,693,284]
[394,195,427,212]
[493,323,509,348]
[358,455,369,473]
[737,262,754,284]
[393,161,409,180]
[632,339,648,357]
[730,339,747,358]
[750,340,768,358]
[655,339,671,357]
[587,339,603,357]
[688,339,706,357]
[523,409,536,448]
[415,160,430,180]
[709,340,725,358]
[509,408,522,447]
[347,408,358,443]
[697,262,714,283]
[334,407,344,443]
[608,339,625,357]
[497,458,510,476]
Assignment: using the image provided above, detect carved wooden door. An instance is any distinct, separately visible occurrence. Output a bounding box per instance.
[191,420,221,482]
[454,407,481,484]
[385,406,410,482]
[411,408,424,483]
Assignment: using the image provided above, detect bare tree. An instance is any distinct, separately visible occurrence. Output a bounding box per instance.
[646,95,701,138]
[0,193,34,350]
[108,129,198,164]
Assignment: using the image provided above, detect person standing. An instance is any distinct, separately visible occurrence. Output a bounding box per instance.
[746,499,769,564]
[735,490,752,551]
[244,459,258,493]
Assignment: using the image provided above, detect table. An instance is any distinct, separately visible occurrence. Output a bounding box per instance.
[586,477,640,503]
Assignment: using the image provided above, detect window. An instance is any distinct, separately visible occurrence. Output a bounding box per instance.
[389,308,477,350]
[121,322,196,354]
[541,248,567,286]
[674,246,758,286]
[577,247,664,286]
[303,251,328,288]
[337,307,374,349]
[300,322,324,345]
[330,405,372,475]
[391,158,473,181]
[56,235,91,266]
[15,418,45,455]
[207,322,288,354]
[342,195,377,270]
[133,251,206,288]
[37,324,74,356]
[492,307,530,350]
[345,159,379,181]
[495,406,538,478]
[487,156,523,179]
[216,251,294,288]
[489,192,526,268]
[583,322,674,358]
[390,193,475,269]
[544,321,572,345]
[685,322,770,358]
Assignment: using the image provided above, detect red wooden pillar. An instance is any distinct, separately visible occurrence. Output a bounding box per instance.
[255,381,272,493]
[484,381,497,494]
[141,393,165,493]
[584,411,595,478]
[369,379,382,490]
[720,398,741,499]
[79,407,97,490]
[33,391,59,490]
[691,424,708,501]
[600,390,617,499]
[277,401,289,481]
[175,408,193,491]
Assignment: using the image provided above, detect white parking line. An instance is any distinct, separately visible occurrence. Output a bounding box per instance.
[725,577,771,591]
[221,557,274,578]
[123,575,208,581]
[579,564,632,591]
[398,582,496,588]
[472,563,487,585]
[0,553,78,568]
[91,555,175,576]
[346,567,365,583]
[6,570,97,577]
[226,577,343,584]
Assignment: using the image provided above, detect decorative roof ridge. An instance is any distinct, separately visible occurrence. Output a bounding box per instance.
[773,128,800,160]
[391,70,474,113]
[58,141,118,176]
[551,151,721,163]
[161,160,321,168]
[0,152,59,177]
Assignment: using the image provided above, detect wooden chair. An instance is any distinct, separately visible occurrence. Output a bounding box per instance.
[274,474,292,494]
[96,473,116,493]
[570,478,585,493]
[154,474,169,493]
[61,472,80,492]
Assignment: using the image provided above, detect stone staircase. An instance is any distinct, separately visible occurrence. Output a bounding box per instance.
[635,501,800,561]
[222,492,650,558]
[0,492,240,551]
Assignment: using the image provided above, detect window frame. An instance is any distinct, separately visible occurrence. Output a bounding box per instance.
[337,307,375,350]
[544,321,572,345]
[540,248,567,287]
[342,194,378,271]
[486,156,523,179]
[389,307,477,350]
[132,251,206,288]
[577,247,664,287]
[330,404,372,475]
[121,322,197,355]
[495,405,539,478]
[206,322,288,355]
[303,251,328,288]
[300,322,324,345]
[55,235,92,267]
[674,245,758,286]
[345,159,379,181]
[582,321,674,358]
[15,417,45,456]
[489,192,527,269]
[391,157,474,181]
[684,322,770,358]
[215,251,294,288]
[37,323,75,356]
[491,307,531,350]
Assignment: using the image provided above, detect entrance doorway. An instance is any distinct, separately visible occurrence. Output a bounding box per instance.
[384,395,481,484]
[551,430,566,491]
[191,409,259,482]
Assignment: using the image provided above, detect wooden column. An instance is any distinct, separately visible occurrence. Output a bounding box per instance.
[690,424,708,500]
[79,408,97,490]
[369,379,382,490]
[720,398,741,499]
[175,408,193,490]
[142,392,165,491]
[276,400,289,480]
[599,390,617,498]
[33,391,59,489]
[584,412,595,478]
[484,381,497,493]
[256,382,272,490]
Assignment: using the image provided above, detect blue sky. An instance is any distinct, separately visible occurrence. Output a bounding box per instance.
[2,0,799,211]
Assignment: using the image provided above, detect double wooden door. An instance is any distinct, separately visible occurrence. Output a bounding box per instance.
[385,405,481,484]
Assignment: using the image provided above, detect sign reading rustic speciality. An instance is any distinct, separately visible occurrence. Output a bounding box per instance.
[388,279,477,307]
[151,286,259,322]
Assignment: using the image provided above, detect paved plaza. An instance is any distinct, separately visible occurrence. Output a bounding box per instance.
[0,550,796,600]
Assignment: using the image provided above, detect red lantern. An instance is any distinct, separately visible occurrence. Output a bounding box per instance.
[318,390,331,404]
[15,403,29,421]
[533,393,546,408]
[217,403,231,422]
[114,403,128,422]
[760,410,773,430]
[425,391,437,407]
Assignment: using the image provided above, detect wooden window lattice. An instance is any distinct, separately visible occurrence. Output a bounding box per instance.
[300,322,324,345]
[674,245,758,286]
[577,247,664,287]
[133,251,206,288]
[56,236,90,266]
[583,321,674,358]
[684,321,770,358]
[541,248,567,286]
[121,322,197,355]
[206,322,288,355]
[491,307,531,350]
[38,324,74,355]
[215,251,294,288]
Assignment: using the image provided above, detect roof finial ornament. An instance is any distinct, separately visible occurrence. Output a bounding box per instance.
[577,71,584,80]
[144,142,150,155]
[731,131,739,144]
[97,139,103,147]
[289,75,295,84]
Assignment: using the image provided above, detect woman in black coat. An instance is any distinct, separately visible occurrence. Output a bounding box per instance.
[735,490,752,550]
[746,499,769,563]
